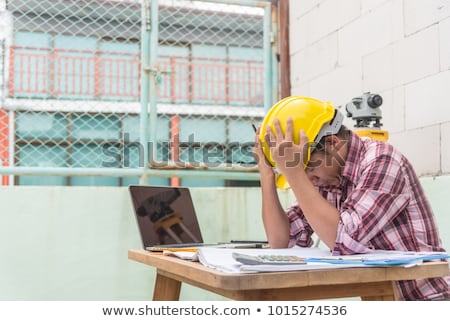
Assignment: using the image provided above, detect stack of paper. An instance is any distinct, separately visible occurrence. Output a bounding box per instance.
[197,247,450,273]
[163,250,199,261]
[197,247,340,273]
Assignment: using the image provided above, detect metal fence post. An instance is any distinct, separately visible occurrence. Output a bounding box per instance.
[148,0,159,167]
[140,0,151,184]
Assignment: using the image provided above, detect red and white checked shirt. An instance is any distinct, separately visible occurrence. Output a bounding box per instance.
[286,131,449,300]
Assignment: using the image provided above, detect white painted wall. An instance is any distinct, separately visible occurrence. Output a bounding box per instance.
[290,0,450,176]
[0,186,273,300]
[0,184,448,300]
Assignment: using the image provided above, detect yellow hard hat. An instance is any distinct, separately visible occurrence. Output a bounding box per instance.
[259,96,343,189]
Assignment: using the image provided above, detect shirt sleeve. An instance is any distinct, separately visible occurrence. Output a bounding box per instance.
[286,203,314,248]
[332,152,410,255]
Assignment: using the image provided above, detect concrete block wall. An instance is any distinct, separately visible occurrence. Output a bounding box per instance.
[290,0,450,176]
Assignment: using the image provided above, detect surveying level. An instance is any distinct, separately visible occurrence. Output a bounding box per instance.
[343,92,389,142]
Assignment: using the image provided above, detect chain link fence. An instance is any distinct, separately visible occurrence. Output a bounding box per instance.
[0,0,275,186]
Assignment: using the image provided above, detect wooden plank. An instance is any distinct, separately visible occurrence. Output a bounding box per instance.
[384,261,450,280]
[152,271,181,301]
[235,281,396,301]
[155,268,396,301]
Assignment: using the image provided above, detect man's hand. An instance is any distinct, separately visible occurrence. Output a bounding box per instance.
[253,126,275,180]
[265,117,309,178]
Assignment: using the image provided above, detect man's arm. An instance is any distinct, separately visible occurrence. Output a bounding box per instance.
[260,174,291,248]
[266,118,340,249]
[287,169,340,249]
[253,129,290,248]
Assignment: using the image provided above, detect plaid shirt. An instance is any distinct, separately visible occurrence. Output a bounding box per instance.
[286,131,449,300]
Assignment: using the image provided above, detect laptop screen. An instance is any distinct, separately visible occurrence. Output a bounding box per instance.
[129,185,204,248]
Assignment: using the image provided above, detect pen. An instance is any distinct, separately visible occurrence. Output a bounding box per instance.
[161,248,198,252]
[225,243,269,249]
[314,256,366,261]
[230,240,268,244]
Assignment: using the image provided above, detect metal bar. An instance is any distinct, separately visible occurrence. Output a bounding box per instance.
[263,1,273,111]
[0,166,260,181]
[8,45,15,96]
[0,108,9,185]
[279,0,291,98]
[140,0,152,183]
[148,0,159,165]
[11,47,263,103]
[271,2,279,103]
[170,56,176,103]
[8,110,15,185]
[170,115,180,186]
[193,0,270,7]
[13,47,141,99]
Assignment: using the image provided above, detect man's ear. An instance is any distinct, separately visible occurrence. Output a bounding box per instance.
[323,135,340,151]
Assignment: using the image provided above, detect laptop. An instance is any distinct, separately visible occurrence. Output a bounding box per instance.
[129,185,268,252]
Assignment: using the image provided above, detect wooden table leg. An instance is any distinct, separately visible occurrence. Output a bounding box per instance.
[153,270,182,301]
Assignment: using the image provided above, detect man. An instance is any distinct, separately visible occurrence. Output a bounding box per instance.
[254,96,449,300]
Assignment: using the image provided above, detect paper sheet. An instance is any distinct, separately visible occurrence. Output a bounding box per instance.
[163,250,199,261]
[197,247,450,274]
[198,247,332,273]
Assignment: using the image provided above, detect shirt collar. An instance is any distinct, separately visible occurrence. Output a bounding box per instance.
[341,131,364,185]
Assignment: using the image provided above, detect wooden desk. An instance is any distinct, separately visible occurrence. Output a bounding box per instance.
[128,249,449,301]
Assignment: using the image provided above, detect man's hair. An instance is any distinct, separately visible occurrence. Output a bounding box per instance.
[334,124,350,140]
[313,125,350,152]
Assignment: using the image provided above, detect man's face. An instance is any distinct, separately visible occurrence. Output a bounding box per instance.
[304,139,345,187]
